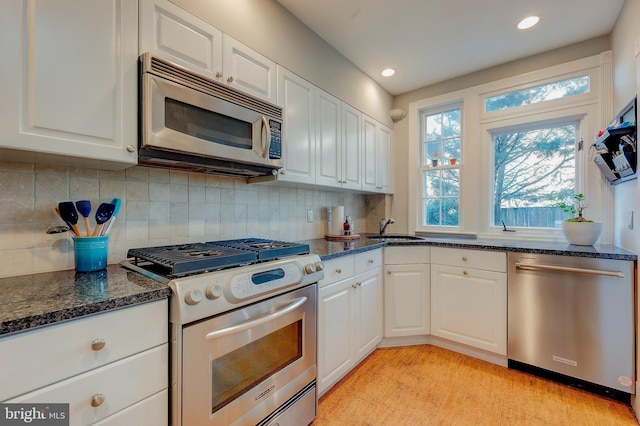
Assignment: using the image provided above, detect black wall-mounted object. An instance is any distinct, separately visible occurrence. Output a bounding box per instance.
[592,96,637,185]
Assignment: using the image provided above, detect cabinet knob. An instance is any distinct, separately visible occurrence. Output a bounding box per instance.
[387,271,391,274]
[91,393,105,407]
[126,145,136,153]
[357,282,362,287]
[215,71,223,78]
[352,283,358,289]
[227,76,234,83]
[368,259,374,264]
[336,268,342,273]
[462,256,468,261]
[91,338,106,351]
[463,270,468,275]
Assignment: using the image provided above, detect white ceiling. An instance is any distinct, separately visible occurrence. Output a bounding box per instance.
[276,0,625,96]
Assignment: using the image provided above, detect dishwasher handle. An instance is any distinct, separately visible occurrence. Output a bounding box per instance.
[515,262,625,278]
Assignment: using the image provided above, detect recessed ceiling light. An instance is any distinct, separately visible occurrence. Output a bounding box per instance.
[381,68,395,77]
[517,15,540,30]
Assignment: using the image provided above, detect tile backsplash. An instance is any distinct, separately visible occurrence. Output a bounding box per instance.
[0,161,381,278]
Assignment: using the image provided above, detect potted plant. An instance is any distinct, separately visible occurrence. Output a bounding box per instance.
[556,193,602,245]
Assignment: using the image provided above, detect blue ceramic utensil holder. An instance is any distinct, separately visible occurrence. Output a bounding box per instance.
[73,236,109,272]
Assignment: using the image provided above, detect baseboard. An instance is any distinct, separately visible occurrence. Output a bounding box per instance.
[379,335,430,348]
[429,336,508,367]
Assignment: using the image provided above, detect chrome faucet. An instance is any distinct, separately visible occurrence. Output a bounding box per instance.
[379,218,395,236]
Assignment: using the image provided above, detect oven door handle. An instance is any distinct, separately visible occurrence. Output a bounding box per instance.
[205,297,307,340]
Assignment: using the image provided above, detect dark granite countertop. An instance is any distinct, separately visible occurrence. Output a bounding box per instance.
[0,265,171,336]
[300,234,637,261]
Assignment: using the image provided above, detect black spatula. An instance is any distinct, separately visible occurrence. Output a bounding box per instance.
[58,202,82,237]
[91,203,116,237]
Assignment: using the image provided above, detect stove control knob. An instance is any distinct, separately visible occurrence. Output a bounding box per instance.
[184,289,203,305]
[314,261,324,272]
[304,263,316,274]
[206,284,223,300]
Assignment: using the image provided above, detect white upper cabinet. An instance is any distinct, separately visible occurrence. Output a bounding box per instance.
[222,35,277,103]
[315,90,341,187]
[362,114,392,193]
[0,0,138,169]
[139,0,223,79]
[341,103,363,190]
[139,0,276,103]
[277,67,316,184]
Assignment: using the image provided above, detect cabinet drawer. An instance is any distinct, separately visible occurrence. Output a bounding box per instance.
[384,246,430,265]
[355,249,382,275]
[94,389,168,426]
[8,345,168,426]
[0,300,168,401]
[431,247,506,273]
[319,256,355,288]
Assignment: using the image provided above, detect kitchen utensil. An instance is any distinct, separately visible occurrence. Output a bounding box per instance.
[54,207,77,236]
[58,202,82,236]
[100,198,121,236]
[75,200,92,236]
[46,225,71,234]
[91,203,116,236]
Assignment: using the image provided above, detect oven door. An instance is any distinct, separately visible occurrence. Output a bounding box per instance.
[141,72,281,168]
[181,284,317,426]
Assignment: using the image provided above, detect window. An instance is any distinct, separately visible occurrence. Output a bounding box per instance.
[410,54,605,238]
[491,121,577,228]
[485,75,589,112]
[419,105,461,227]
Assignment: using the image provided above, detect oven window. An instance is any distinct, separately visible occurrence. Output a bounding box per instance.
[210,320,303,413]
[165,98,252,149]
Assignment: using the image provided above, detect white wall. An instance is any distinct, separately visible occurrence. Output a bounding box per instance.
[611,0,639,253]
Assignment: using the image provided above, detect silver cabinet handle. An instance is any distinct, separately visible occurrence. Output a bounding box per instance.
[91,339,105,351]
[336,268,342,273]
[215,71,223,78]
[126,145,136,153]
[368,259,374,264]
[227,76,234,83]
[91,394,105,407]
[515,262,624,278]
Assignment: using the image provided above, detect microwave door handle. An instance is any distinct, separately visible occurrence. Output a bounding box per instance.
[261,116,271,159]
[204,296,307,340]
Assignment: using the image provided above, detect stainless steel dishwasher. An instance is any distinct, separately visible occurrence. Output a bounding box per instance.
[507,252,635,399]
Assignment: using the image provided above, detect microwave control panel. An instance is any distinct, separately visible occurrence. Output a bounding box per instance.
[269,119,282,159]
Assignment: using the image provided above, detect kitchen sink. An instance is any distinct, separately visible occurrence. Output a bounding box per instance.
[367,235,425,242]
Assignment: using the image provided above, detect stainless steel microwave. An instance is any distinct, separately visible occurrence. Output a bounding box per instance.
[139,53,283,177]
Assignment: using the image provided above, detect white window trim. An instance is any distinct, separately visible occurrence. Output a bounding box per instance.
[408,52,612,242]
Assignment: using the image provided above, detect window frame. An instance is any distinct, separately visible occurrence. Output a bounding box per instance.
[418,102,463,231]
[408,53,609,241]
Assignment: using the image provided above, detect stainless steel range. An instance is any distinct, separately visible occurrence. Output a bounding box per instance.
[121,238,324,426]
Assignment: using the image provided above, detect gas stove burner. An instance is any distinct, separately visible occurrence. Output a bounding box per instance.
[125,238,310,277]
[186,250,224,258]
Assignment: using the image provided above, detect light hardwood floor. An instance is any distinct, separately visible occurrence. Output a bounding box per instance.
[313,345,638,425]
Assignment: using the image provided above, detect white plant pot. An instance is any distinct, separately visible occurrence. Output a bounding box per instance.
[561,221,602,246]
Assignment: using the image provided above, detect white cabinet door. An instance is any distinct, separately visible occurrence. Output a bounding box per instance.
[384,264,430,337]
[354,268,383,361]
[376,124,392,193]
[317,276,356,395]
[222,34,277,103]
[361,115,392,193]
[315,90,341,188]
[0,0,138,169]
[277,67,316,184]
[139,0,223,80]
[431,264,507,355]
[341,103,362,190]
[140,0,276,103]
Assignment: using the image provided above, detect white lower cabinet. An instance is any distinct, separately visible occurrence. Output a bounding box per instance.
[383,246,430,338]
[317,250,382,396]
[430,247,507,355]
[1,300,169,425]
